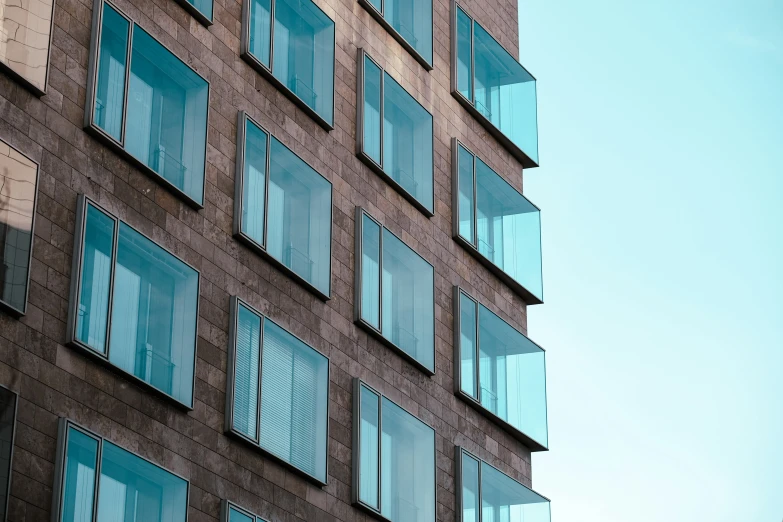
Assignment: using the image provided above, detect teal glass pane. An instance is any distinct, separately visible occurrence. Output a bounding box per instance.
[240,118,269,246]
[93,3,128,141]
[76,203,115,354]
[228,507,254,522]
[187,0,213,21]
[362,55,382,165]
[460,452,480,522]
[456,7,472,102]
[233,303,262,440]
[381,229,434,372]
[272,0,335,125]
[0,388,16,520]
[473,23,538,165]
[126,26,208,204]
[266,137,332,295]
[60,427,98,522]
[480,462,550,522]
[383,73,433,212]
[97,441,187,522]
[457,144,475,244]
[109,223,199,406]
[475,159,543,302]
[380,398,435,522]
[358,384,380,509]
[479,304,547,448]
[459,293,477,399]
[259,320,329,482]
[248,0,272,66]
[384,0,432,65]
[360,215,381,329]
[368,0,381,10]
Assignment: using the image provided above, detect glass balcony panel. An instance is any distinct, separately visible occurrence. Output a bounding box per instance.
[384,0,432,64]
[76,204,115,354]
[473,23,538,165]
[0,388,16,520]
[380,397,435,522]
[232,303,262,440]
[358,384,380,509]
[381,229,434,371]
[240,118,269,245]
[93,3,128,141]
[248,0,272,66]
[455,6,472,102]
[109,223,199,406]
[382,73,433,212]
[478,304,547,448]
[60,427,99,522]
[96,441,187,522]
[459,292,477,399]
[228,507,254,522]
[266,137,332,295]
[0,0,53,92]
[360,214,381,329]
[475,158,543,302]
[460,452,480,522]
[480,462,551,522]
[126,26,208,204]
[272,0,334,125]
[362,55,382,165]
[0,140,37,313]
[259,320,329,482]
[457,144,474,244]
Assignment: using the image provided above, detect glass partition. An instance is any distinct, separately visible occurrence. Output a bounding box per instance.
[0,0,55,94]
[0,386,17,521]
[358,0,432,68]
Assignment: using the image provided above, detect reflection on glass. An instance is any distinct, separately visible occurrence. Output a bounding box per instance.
[241,118,269,245]
[60,428,99,522]
[480,461,550,522]
[186,0,213,21]
[0,0,54,92]
[457,145,474,243]
[228,507,254,522]
[360,214,381,328]
[363,56,382,165]
[0,387,16,521]
[385,0,432,64]
[0,139,38,314]
[460,452,480,522]
[358,385,380,509]
[232,303,262,440]
[455,6,472,101]
[459,293,477,398]
[93,3,128,141]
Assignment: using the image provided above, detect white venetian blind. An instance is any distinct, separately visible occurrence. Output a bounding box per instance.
[233,305,261,440]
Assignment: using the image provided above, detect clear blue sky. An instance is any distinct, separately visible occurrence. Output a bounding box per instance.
[519,0,783,519]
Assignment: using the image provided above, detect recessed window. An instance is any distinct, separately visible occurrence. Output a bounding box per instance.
[66,195,200,408]
[85,0,210,207]
[357,51,434,216]
[241,0,335,129]
[355,209,435,375]
[457,447,551,522]
[456,288,548,450]
[0,0,55,94]
[353,379,436,522]
[234,112,333,299]
[226,297,329,485]
[453,141,543,304]
[52,419,189,522]
[222,500,269,522]
[358,0,432,69]
[452,3,539,168]
[0,138,39,316]
[0,385,18,521]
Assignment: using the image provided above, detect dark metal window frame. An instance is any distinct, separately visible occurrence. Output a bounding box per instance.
[355,49,435,218]
[0,139,40,317]
[0,384,18,522]
[455,446,551,522]
[451,138,544,305]
[356,0,433,70]
[353,207,436,376]
[84,0,212,209]
[220,499,269,522]
[50,418,191,522]
[233,111,333,301]
[65,194,201,410]
[453,286,549,452]
[224,295,331,487]
[351,378,437,522]
[240,0,336,131]
[449,1,540,168]
[0,0,56,97]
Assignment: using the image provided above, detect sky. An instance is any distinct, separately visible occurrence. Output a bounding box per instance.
[518,0,783,520]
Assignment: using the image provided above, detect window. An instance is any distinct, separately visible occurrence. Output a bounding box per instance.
[52,419,189,522]
[352,379,435,522]
[173,0,213,26]
[234,112,333,299]
[357,0,432,69]
[357,51,434,216]
[66,195,200,408]
[221,500,269,522]
[225,297,329,484]
[451,3,539,168]
[0,385,18,521]
[453,141,543,304]
[355,209,435,375]
[455,288,548,450]
[0,0,55,95]
[0,138,39,316]
[457,447,551,522]
[85,0,210,207]
[241,0,335,129]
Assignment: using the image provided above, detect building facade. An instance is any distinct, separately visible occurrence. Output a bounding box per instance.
[0,0,549,518]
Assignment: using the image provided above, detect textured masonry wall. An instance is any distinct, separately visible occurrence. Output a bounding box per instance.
[0,0,535,518]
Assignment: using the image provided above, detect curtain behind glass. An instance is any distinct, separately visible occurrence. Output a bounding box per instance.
[60,428,98,522]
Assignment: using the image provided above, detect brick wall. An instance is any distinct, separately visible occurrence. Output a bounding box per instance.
[0,0,535,518]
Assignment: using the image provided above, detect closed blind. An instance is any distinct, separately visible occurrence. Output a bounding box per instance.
[233,305,261,440]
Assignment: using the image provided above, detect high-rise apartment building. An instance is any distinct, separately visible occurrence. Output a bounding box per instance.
[0,0,550,518]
